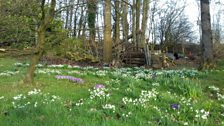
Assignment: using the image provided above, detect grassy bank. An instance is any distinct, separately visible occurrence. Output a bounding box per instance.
[0,57,224,126]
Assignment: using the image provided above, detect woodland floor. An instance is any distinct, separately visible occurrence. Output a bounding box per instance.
[0,54,224,126]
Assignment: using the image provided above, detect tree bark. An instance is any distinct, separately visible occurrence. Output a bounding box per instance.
[69,0,74,36]
[87,0,98,56]
[78,4,84,38]
[115,0,120,59]
[73,0,80,37]
[132,0,136,46]
[122,0,129,44]
[141,0,151,66]
[103,0,112,63]
[140,0,150,48]
[65,0,69,29]
[136,0,141,49]
[200,0,213,69]
[24,0,56,84]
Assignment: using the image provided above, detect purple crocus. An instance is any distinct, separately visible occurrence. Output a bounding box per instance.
[170,104,180,110]
[55,75,84,84]
[95,84,105,89]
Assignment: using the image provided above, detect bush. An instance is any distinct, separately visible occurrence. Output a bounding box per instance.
[54,38,98,62]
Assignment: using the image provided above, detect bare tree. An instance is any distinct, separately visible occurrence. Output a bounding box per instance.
[24,0,56,84]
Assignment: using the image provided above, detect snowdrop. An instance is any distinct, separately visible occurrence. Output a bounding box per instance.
[195,109,209,120]
[28,89,41,96]
[48,64,65,68]
[183,122,188,125]
[0,96,4,100]
[102,104,115,112]
[75,99,84,106]
[122,89,158,107]
[95,70,107,77]
[0,70,19,76]
[208,86,220,92]
[89,86,110,100]
[36,69,62,74]
[13,94,25,100]
[217,93,224,100]
[122,112,132,118]
[34,102,38,107]
[152,82,160,87]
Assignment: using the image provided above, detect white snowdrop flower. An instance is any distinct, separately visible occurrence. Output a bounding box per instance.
[102,104,115,112]
[34,102,38,107]
[195,114,199,118]
[221,113,224,117]
[183,122,188,125]
[13,94,23,100]
[152,83,159,87]
[201,115,207,119]
[28,88,41,95]
[0,96,4,100]
[75,99,84,106]
[195,109,209,120]
[52,95,58,99]
[208,86,220,92]
[90,108,97,112]
[14,62,23,66]
[221,104,224,108]
[36,64,43,67]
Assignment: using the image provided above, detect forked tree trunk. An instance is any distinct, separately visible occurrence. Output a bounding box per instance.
[24,29,45,84]
[23,0,56,84]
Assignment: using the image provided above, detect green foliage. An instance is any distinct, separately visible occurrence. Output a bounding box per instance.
[0,0,40,48]
[53,38,98,62]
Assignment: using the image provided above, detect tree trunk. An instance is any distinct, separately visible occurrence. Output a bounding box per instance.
[24,29,45,84]
[87,0,98,56]
[122,0,129,44]
[103,0,112,63]
[132,0,136,47]
[65,0,69,29]
[141,0,151,66]
[140,0,150,48]
[69,0,74,36]
[78,4,84,38]
[136,0,141,49]
[23,0,56,84]
[115,0,120,59]
[73,0,80,37]
[200,0,213,69]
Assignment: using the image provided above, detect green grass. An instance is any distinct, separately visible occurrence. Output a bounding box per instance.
[0,57,224,126]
